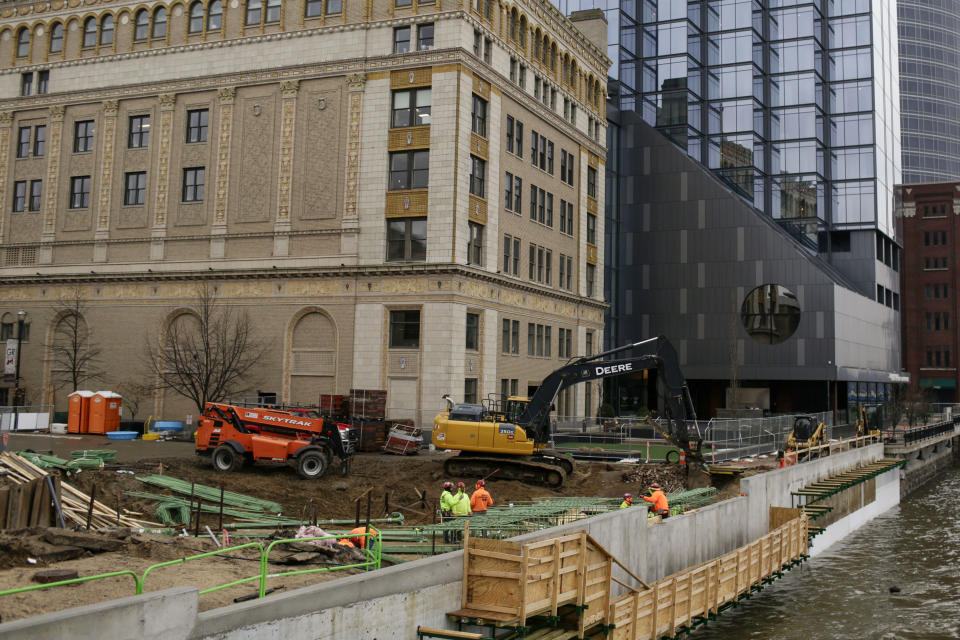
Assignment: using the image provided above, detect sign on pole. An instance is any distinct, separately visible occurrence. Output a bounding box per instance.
[3,339,17,382]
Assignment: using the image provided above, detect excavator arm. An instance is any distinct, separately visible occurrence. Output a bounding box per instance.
[518,336,703,462]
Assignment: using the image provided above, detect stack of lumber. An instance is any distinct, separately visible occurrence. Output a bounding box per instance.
[0,453,62,528]
[0,452,156,529]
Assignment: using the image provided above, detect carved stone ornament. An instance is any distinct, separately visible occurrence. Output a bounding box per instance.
[954,199,960,216]
[218,87,236,104]
[403,197,410,209]
[280,79,300,98]
[252,104,262,117]
[0,111,13,125]
[102,99,119,116]
[48,104,65,119]
[408,71,414,84]
[317,97,326,110]
[346,73,367,91]
[406,131,412,145]
[158,93,177,109]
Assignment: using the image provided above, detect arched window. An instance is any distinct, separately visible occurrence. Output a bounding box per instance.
[82,17,97,48]
[16,27,29,58]
[533,29,541,58]
[245,0,262,25]
[541,36,549,65]
[49,23,64,53]
[484,0,491,20]
[518,16,526,47]
[100,15,114,45]
[509,9,517,40]
[550,43,557,73]
[188,1,204,33]
[152,7,167,38]
[562,55,569,85]
[134,9,149,40]
[207,0,223,30]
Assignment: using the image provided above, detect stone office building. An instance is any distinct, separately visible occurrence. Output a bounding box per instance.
[0,0,608,423]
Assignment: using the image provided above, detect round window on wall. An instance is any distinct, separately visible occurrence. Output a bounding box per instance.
[740,284,801,345]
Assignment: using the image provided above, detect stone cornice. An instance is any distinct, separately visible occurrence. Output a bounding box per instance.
[0,263,610,312]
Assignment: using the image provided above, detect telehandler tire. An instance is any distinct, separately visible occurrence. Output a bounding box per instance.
[297,450,328,479]
[212,444,244,473]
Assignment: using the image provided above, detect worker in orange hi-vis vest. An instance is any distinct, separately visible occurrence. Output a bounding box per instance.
[470,479,493,514]
[642,482,670,518]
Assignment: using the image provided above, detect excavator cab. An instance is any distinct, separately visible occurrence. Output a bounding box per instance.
[481,395,529,423]
[787,415,828,456]
[856,404,883,438]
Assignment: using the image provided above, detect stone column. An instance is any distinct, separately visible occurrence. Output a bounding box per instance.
[211,86,236,259]
[93,99,119,262]
[341,72,366,255]
[0,111,13,244]
[40,104,66,264]
[274,79,299,257]
[152,92,177,261]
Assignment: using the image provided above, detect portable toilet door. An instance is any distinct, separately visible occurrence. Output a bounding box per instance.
[67,390,94,434]
[93,391,123,433]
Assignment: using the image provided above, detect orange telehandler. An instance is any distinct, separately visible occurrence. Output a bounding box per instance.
[195,402,354,479]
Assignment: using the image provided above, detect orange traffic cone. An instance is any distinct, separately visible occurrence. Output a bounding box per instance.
[679,451,686,466]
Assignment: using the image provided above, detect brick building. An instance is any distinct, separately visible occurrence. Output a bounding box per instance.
[900,182,959,402]
[0,0,609,424]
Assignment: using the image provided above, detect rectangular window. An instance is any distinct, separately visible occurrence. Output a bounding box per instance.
[587,213,597,244]
[530,131,538,165]
[587,166,597,197]
[530,184,537,220]
[506,115,514,153]
[586,331,593,356]
[472,94,488,137]
[502,319,511,354]
[386,217,427,261]
[74,120,94,153]
[560,150,567,184]
[0,322,12,340]
[469,155,486,197]
[565,256,572,290]
[12,181,26,212]
[28,179,41,211]
[505,172,514,211]
[484,37,492,63]
[467,221,483,265]
[389,150,429,190]
[182,167,205,202]
[926,312,932,331]
[528,244,535,279]
[512,237,520,276]
[515,120,523,158]
[69,175,91,209]
[186,109,208,143]
[536,324,543,356]
[539,136,546,170]
[129,114,150,148]
[393,27,411,53]
[305,0,323,17]
[545,250,551,285]
[546,193,553,227]
[877,284,884,302]
[16,127,30,158]
[537,246,544,282]
[264,0,281,23]
[33,125,45,157]
[37,70,48,95]
[893,292,899,312]
[559,254,566,291]
[586,264,596,296]
[389,310,420,348]
[925,231,931,246]
[20,73,32,97]
[473,29,481,56]
[466,312,479,350]
[464,378,478,404]
[528,323,535,356]
[514,176,522,212]
[926,346,933,367]
[544,326,551,357]
[511,320,519,355]
[391,87,431,128]
[538,188,545,223]
[124,171,147,206]
[547,141,554,173]
[417,23,434,50]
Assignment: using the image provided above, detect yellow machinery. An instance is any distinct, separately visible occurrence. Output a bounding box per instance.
[432,336,702,487]
[855,404,883,438]
[786,415,828,451]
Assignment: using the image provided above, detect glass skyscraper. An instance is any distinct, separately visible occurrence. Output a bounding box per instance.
[898,0,960,184]
[558,0,901,255]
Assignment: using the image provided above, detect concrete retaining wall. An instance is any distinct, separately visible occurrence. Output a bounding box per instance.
[0,443,894,640]
[808,464,900,556]
[895,436,958,496]
[0,586,197,640]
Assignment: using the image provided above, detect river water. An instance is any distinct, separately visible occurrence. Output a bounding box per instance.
[700,465,960,640]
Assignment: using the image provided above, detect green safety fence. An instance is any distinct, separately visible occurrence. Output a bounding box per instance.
[0,532,382,605]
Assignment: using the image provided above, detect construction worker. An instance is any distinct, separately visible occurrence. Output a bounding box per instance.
[620,493,633,509]
[470,479,493,514]
[338,525,379,550]
[440,481,456,543]
[451,482,472,517]
[642,482,670,518]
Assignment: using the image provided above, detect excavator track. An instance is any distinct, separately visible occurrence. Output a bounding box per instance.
[443,454,568,488]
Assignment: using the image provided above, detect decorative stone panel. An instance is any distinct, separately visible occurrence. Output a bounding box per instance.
[390,67,432,89]
[388,125,431,151]
[385,190,428,217]
[468,194,487,225]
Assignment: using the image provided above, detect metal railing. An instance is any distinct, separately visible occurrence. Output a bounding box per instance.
[0,404,52,432]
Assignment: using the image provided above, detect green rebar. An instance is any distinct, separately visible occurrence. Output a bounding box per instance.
[137,475,282,513]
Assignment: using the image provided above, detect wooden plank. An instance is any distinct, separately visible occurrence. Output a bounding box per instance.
[649,581,659,640]
[468,548,524,562]
[416,627,483,640]
[550,540,560,616]
[469,569,522,580]
[0,486,8,529]
[461,523,470,609]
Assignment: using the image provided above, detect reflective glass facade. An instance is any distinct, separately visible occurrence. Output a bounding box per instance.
[898,0,960,184]
[556,0,901,245]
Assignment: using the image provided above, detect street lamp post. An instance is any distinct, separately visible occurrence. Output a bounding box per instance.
[12,309,25,432]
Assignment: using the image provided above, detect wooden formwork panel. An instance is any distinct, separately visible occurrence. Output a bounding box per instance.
[578,538,612,634]
[460,537,524,619]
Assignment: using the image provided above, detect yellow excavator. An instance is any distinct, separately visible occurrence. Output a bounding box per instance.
[855,404,883,439]
[786,415,828,456]
[432,336,703,487]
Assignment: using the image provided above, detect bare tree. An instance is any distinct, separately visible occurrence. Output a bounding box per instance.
[49,287,106,392]
[115,380,155,420]
[145,283,269,413]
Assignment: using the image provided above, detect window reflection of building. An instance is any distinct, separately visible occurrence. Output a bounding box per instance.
[741,284,802,345]
[719,139,754,196]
